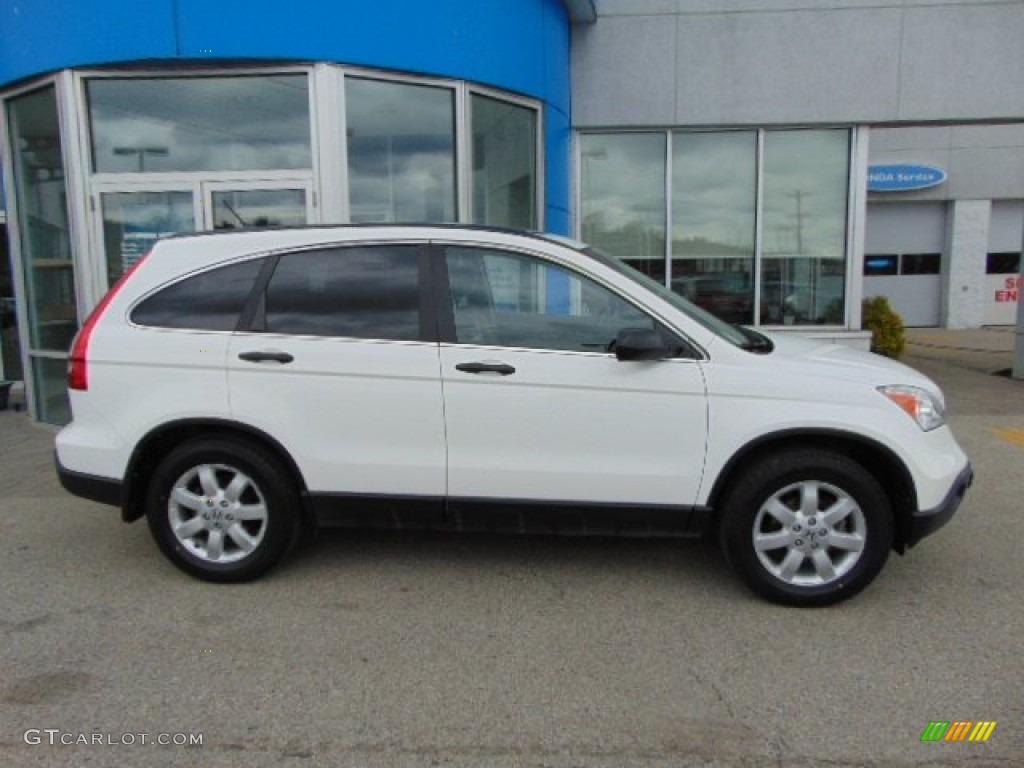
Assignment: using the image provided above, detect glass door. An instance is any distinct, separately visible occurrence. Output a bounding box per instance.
[93,180,314,288]
[7,85,79,423]
[97,187,200,288]
[0,216,24,385]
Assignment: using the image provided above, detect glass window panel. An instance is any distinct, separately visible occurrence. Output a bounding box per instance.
[346,78,456,224]
[471,94,537,229]
[6,86,78,353]
[131,258,265,331]
[580,133,666,283]
[101,191,195,287]
[864,255,898,276]
[446,246,654,352]
[88,75,312,172]
[671,131,756,324]
[265,246,423,340]
[1,221,24,381]
[212,189,307,230]
[901,253,940,275]
[986,252,1021,275]
[761,129,850,325]
[31,356,71,425]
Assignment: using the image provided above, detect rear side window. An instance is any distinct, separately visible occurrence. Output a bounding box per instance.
[263,245,425,341]
[131,258,265,330]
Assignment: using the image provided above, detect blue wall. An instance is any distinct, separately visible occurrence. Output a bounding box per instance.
[0,0,571,232]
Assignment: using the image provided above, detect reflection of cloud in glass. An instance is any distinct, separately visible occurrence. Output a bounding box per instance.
[88,76,312,172]
[346,78,454,137]
[580,133,666,260]
[672,131,756,258]
[582,133,664,227]
[346,78,456,223]
[104,192,193,234]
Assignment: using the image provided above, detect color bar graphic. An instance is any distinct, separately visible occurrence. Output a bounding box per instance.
[969,721,997,742]
[921,720,996,743]
[943,721,973,741]
[921,721,950,742]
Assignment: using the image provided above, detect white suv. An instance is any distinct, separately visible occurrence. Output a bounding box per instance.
[55,226,972,605]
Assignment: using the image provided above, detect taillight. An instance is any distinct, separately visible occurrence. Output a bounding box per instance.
[68,257,148,391]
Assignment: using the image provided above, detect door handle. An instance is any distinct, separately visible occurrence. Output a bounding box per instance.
[238,350,294,364]
[455,361,516,376]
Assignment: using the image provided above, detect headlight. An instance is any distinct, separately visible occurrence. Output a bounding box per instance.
[877,385,946,431]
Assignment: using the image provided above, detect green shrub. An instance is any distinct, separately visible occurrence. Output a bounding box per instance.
[862,296,905,359]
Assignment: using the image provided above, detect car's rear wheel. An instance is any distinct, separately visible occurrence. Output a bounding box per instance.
[719,449,893,606]
[146,437,300,582]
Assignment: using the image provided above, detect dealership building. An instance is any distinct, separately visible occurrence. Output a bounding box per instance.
[1,0,1022,424]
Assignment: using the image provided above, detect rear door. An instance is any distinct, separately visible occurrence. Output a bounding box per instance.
[227,242,446,506]
[435,243,708,508]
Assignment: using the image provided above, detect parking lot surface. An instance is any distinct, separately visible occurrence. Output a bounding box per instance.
[1,343,1022,767]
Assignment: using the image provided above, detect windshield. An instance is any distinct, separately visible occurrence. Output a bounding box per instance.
[581,246,751,348]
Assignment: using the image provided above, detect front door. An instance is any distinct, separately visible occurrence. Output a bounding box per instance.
[437,244,708,508]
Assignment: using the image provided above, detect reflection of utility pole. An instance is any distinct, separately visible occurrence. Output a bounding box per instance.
[113,146,168,172]
[785,189,820,319]
[785,189,809,255]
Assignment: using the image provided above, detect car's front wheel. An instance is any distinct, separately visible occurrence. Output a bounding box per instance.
[719,449,893,606]
[146,437,300,582]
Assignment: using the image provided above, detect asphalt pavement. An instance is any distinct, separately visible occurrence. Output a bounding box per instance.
[1,333,1022,767]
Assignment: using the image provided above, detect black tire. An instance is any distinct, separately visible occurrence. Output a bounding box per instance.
[145,437,301,582]
[719,449,893,607]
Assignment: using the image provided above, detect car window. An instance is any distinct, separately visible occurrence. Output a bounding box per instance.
[583,246,751,349]
[445,246,655,352]
[263,245,424,341]
[131,257,265,331]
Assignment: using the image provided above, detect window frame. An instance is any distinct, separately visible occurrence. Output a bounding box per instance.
[468,86,545,230]
[343,72,460,225]
[339,69,544,231]
[575,126,862,330]
[78,67,319,180]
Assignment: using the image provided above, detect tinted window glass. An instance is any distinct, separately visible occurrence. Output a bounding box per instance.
[132,258,264,330]
[265,246,423,340]
[987,252,1021,275]
[901,253,940,275]
[446,247,654,352]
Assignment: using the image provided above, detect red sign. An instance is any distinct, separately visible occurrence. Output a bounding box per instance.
[995,276,1020,303]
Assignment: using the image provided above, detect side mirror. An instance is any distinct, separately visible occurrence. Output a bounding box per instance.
[614,327,671,361]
